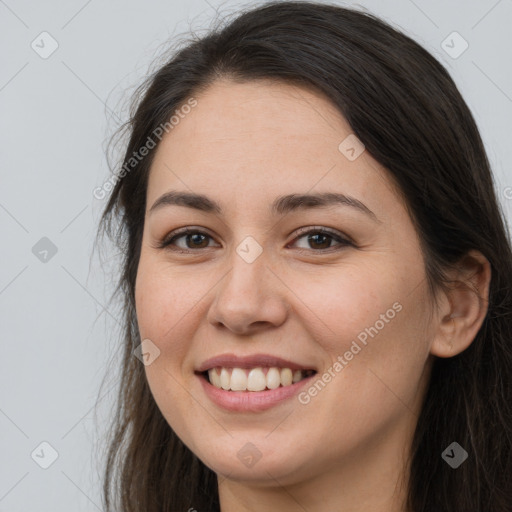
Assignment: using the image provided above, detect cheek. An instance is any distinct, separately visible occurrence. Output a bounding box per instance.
[287,262,406,352]
[135,256,207,345]
[293,258,432,395]
[134,259,206,440]
[327,281,432,423]
[134,261,199,413]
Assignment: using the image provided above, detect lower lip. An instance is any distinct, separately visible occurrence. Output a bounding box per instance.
[197,372,316,412]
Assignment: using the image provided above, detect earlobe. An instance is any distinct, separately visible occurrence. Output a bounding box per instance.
[430,250,491,358]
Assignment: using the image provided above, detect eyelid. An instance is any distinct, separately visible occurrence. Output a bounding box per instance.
[290,225,354,245]
[157,226,220,250]
[156,225,354,253]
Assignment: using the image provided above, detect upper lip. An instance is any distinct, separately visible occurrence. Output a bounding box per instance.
[195,353,318,373]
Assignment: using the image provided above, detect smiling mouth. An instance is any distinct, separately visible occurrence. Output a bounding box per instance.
[199,367,317,392]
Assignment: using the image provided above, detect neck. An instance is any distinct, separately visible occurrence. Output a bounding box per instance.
[217,413,414,512]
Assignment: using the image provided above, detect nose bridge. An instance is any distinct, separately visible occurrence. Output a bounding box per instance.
[207,236,288,333]
[221,237,269,306]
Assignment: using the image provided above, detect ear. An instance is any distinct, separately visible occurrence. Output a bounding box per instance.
[430,250,491,358]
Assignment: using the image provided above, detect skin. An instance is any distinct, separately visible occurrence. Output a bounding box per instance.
[134,79,491,511]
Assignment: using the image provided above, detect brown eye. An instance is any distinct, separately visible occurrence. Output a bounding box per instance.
[157,226,353,254]
[305,232,332,250]
[289,227,353,252]
[182,232,210,249]
[158,228,219,252]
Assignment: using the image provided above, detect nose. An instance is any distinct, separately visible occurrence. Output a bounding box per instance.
[206,248,289,336]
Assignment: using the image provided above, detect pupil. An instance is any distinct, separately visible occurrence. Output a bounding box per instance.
[189,233,207,248]
[185,233,332,249]
[309,233,330,249]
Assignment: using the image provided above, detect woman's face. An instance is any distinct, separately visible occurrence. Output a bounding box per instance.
[135,79,438,486]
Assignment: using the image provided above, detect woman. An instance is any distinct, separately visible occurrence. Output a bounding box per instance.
[96,1,512,510]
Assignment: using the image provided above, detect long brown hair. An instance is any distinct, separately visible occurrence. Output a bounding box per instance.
[95,2,512,510]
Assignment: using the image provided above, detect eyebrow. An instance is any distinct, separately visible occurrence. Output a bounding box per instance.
[148,191,380,222]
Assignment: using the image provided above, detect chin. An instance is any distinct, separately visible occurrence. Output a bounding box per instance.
[191,436,315,486]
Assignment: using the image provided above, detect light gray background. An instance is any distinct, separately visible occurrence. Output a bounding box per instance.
[1,0,511,510]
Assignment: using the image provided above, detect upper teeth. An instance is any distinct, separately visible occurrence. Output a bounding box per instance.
[207,367,313,391]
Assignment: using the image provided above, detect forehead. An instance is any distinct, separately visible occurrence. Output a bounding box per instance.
[146,79,402,220]
[165,78,352,160]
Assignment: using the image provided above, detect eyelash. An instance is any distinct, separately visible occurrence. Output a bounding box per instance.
[156,226,354,254]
